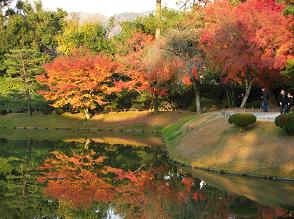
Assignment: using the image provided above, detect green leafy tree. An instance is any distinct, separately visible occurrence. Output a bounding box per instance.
[283,59,294,86]
[113,8,185,54]
[4,49,48,115]
[57,19,113,55]
[0,1,66,71]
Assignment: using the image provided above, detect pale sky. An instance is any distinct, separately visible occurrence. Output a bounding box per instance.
[36,0,179,16]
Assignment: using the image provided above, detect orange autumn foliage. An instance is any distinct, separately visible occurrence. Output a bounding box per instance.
[36,150,196,218]
[115,32,181,97]
[37,52,120,111]
[201,0,293,88]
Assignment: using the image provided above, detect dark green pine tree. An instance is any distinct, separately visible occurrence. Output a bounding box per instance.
[4,49,48,115]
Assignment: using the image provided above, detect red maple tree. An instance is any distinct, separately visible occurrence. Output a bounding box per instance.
[37,51,120,119]
[201,0,293,107]
[115,32,181,111]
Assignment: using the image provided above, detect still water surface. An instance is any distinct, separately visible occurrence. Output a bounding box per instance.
[0,130,293,219]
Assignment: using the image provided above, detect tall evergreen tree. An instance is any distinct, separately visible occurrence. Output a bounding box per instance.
[4,49,47,115]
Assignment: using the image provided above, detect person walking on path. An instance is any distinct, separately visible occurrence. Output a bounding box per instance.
[287,92,293,112]
[278,90,289,113]
[261,88,270,112]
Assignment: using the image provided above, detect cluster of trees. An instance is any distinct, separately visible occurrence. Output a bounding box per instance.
[0,0,66,113]
[0,0,293,118]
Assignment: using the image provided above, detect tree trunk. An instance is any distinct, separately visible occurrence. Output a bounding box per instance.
[155,0,161,39]
[188,62,201,113]
[84,109,91,120]
[193,84,201,114]
[240,80,253,108]
[229,83,236,106]
[225,86,232,107]
[84,138,91,150]
[26,89,32,116]
[28,105,32,116]
[153,94,159,112]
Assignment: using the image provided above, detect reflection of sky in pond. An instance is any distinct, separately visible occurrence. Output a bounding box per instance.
[0,134,293,218]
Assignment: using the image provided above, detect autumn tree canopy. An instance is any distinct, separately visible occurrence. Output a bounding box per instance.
[201,0,293,107]
[115,32,181,111]
[1,0,293,114]
[37,52,120,119]
[164,29,205,113]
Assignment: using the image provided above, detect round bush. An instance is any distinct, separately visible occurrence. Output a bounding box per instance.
[228,113,257,130]
[275,112,294,135]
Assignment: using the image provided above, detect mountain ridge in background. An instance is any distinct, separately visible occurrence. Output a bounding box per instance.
[68,11,153,24]
[68,11,153,36]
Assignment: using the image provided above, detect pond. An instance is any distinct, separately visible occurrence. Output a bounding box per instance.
[0,130,293,219]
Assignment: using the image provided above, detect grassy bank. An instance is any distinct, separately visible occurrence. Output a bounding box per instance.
[161,112,294,179]
[1,111,294,178]
[0,111,193,130]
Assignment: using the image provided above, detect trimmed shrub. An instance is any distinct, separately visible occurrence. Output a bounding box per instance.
[228,113,257,130]
[275,112,294,135]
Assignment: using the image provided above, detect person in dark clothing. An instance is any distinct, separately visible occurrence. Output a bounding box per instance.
[278,90,289,114]
[261,88,270,112]
[287,92,293,112]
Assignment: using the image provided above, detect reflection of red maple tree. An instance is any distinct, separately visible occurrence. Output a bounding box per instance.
[35,151,291,219]
[36,151,114,207]
[36,151,195,218]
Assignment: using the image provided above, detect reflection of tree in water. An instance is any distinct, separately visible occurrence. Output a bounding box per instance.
[228,196,294,219]
[0,139,293,218]
[36,150,195,218]
[0,139,58,218]
[229,197,258,218]
[35,146,294,219]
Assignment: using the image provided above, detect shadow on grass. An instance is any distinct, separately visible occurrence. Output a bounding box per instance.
[0,111,193,130]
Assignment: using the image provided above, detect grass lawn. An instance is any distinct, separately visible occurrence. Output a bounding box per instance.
[0,111,194,130]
